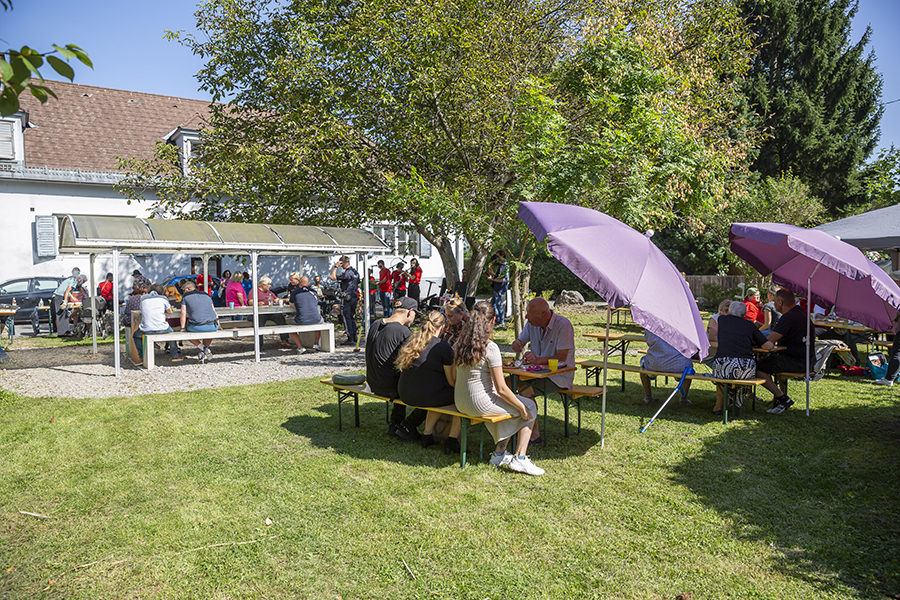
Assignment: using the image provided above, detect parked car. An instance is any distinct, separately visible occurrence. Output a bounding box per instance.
[0,276,64,325]
[163,275,223,306]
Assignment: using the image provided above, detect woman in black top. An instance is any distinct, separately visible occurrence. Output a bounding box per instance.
[395,311,461,454]
[711,301,774,414]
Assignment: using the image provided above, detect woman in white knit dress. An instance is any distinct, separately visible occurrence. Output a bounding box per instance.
[453,301,544,476]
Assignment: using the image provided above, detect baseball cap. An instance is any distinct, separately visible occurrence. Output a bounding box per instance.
[395,296,418,312]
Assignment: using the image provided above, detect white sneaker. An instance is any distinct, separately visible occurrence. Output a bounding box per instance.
[197,349,206,364]
[508,455,545,476]
[875,378,894,387]
[489,451,513,468]
[313,344,321,351]
[203,345,213,359]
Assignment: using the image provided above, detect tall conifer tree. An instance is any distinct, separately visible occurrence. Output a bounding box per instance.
[742,0,882,211]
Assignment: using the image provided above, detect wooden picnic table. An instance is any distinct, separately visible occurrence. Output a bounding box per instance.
[126,304,296,363]
[584,332,646,391]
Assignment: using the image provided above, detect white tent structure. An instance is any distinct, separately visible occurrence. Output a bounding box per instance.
[814,203,900,271]
[56,215,389,375]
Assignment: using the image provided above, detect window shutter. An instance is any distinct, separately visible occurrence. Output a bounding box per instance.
[0,121,14,160]
[419,234,432,258]
[35,216,57,258]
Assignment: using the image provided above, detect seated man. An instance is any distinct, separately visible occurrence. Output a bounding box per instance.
[365,296,425,440]
[639,330,694,406]
[98,272,114,303]
[510,297,575,443]
[179,279,219,363]
[133,283,181,364]
[756,288,815,414]
[288,276,324,353]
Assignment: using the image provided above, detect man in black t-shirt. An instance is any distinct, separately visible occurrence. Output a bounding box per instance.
[365,296,425,438]
[330,255,361,346]
[756,288,815,414]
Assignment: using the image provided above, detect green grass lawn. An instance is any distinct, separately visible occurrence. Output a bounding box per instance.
[1,312,899,599]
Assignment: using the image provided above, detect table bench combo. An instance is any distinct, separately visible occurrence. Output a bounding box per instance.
[320,377,513,468]
[575,358,767,424]
[130,305,334,369]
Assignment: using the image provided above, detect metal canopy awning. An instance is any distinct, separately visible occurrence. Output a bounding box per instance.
[58,215,387,255]
[55,214,387,378]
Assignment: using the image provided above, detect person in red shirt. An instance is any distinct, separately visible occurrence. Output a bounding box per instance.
[98,272,114,302]
[392,261,408,298]
[407,258,423,303]
[377,259,393,317]
[196,273,213,296]
[743,287,764,328]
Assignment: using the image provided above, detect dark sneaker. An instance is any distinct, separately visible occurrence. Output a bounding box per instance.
[767,397,794,414]
[386,423,399,437]
[395,423,421,442]
[443,437,461,455]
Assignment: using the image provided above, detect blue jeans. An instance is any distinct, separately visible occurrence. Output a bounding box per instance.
[491,287,507,326]
[134,326,176,359]
[379,291,393,317]
[186,322,218,333]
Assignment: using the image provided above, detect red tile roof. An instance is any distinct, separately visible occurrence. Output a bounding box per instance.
[18,80,212,172]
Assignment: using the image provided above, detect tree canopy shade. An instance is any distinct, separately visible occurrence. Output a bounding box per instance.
[124,0,756,289]
[741,0,882,212]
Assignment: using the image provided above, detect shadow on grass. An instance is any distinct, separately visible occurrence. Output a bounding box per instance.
[670,401,900,598]
[280,401,602,467]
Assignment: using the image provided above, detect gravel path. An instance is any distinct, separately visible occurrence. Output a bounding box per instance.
[0,339,367,399]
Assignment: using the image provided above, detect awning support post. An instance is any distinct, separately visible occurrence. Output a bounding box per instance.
[89,253,98,355]
[113,248,120,377]
[251,250,260,363]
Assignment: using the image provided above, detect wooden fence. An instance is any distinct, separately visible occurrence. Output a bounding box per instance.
[684,275,746,306]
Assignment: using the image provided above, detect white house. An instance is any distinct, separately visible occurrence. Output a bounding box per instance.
[0,81,460,298]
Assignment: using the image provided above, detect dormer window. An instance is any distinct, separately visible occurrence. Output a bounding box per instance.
[0,112,27,163]
[163,126,202,176]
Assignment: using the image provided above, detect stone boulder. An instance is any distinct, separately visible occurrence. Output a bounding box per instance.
[555,290,585,306]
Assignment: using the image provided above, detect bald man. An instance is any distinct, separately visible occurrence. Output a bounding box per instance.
[510,298,575,443]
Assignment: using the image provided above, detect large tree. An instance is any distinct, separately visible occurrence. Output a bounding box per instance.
[121,0,756,298]
[741,0,882,211]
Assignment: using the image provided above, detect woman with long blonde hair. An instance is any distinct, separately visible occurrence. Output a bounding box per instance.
[454,301,543,476]
[395,310,461,453]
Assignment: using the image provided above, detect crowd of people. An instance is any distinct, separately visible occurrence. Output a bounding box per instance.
[364,293,575,477]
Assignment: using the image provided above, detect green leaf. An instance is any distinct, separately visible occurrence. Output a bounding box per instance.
[52,45,78,60]
[18,54,43,78]
[29,84,48,103]
[47,55,74,81]
[0,86,20,117]
[66,44,92,68]
[0,57,13,83]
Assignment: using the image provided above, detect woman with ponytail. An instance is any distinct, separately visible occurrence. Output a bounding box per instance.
[453,301,544,476]
[396,311,462,454]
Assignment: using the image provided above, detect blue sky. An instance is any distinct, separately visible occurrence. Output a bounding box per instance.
[3,0,900,153]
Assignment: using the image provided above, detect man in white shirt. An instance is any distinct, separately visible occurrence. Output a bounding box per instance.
[133,283,181,364]
[511,298,575,444]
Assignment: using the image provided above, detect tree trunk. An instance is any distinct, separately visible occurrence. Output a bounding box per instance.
[464,237,491,302]
[511,252,534,340]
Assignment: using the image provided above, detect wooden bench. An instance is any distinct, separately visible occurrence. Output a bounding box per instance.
[139,323,335,369]
[556,385,605,437]
[320,378,512,468]
[576,359,766,423]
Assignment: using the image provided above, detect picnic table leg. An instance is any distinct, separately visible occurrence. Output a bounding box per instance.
[621,342,627,392]
[723,383,730,425]
[460,418,470,468]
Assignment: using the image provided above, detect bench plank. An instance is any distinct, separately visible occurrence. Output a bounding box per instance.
[140,323,334,369]
[320,378,511,468]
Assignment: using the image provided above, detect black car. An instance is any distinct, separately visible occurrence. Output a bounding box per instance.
[0,276,64,325]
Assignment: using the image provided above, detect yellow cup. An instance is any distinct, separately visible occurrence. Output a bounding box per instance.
[548,359,558,372]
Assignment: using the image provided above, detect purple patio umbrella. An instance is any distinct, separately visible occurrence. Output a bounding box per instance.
[519,202,709,444]
[730,222,900,413]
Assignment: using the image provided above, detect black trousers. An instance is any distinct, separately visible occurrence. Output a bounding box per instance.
[342,296,358,342]
[886,336,900,381]
[51,294,69,335]
[407,283,420,303]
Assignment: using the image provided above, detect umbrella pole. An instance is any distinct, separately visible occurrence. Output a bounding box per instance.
[601,305,611,448]
[805,266,820,417]
[641,367,694,433]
